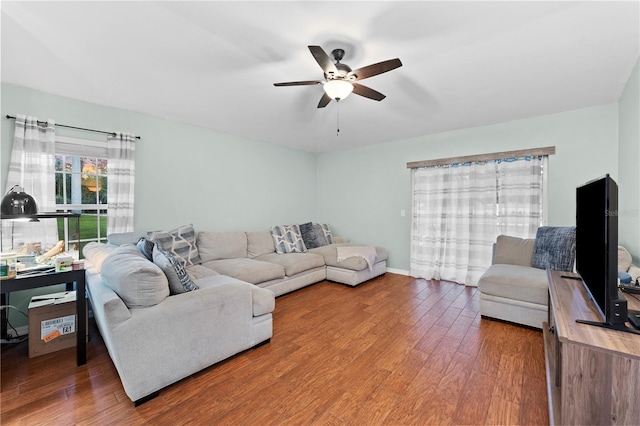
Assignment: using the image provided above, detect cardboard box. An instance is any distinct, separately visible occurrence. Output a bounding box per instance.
[28,291,88,358]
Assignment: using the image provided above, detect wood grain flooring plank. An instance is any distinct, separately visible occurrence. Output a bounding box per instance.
[519,374,549,425]
[436,351,475,402]
[0,274,549,425]
[350,386,400,425]
[493,353,524,405]
[451,371,495,425]
[486,394,521,425]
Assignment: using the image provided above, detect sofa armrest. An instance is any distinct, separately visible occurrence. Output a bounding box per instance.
[109,281,258,401]
[252,286,275,316]
[86,265,132,329]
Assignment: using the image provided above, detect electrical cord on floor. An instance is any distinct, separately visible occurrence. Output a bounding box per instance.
[0,305,29,343]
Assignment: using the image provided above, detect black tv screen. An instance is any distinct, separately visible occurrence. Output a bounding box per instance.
[576,174,622,324]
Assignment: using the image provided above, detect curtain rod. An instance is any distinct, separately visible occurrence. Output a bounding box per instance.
[406,146,555,169]
[5,115,140,140]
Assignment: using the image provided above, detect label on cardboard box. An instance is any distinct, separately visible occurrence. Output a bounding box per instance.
[41,314,76,341]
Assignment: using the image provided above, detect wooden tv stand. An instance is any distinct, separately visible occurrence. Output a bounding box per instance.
[543,270,640,425]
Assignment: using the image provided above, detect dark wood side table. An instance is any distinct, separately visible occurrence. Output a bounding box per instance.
[1,269,87,366]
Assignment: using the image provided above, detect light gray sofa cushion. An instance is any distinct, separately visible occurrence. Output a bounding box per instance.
[83,242,118,271]
[255,252,325,276]
[195,275,275,317]
[201,258,284,284]
[101,245,170,307]
[309,243,388,272]
[197,231,247,261]
[107,231,147,246]
[477,263,548,305]
[493,235,535,266]
[247,231,275,258]
[185,264,219,280]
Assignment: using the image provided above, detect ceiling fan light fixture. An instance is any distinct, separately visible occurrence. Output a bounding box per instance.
[323,79,353,101]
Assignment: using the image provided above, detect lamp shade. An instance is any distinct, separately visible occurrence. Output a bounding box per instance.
[1,186,38,217]
[323,80,354,101]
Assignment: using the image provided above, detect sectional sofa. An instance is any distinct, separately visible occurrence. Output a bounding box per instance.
[82,224,388,404]
[194,230,388,295]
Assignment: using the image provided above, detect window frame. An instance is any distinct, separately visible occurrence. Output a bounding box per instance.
[54,136,109,251]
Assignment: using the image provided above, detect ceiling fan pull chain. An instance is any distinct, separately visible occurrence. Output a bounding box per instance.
[336,102,340,136]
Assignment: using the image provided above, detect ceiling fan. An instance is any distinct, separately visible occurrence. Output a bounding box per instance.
[274,45,402,108]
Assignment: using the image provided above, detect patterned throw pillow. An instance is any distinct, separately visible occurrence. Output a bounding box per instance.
[271,224,307,254]
[531,226,576,272]
[148,224,201,266]
[152,246,199,294]
[299,222,329,249]
[321,224,333,244]
[136,237,155,261]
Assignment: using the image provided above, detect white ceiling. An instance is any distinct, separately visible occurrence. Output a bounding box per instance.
[2,1,639,153]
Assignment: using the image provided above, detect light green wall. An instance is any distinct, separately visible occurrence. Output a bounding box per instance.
[1,82,318,330]
[317,104,620,272]
[1,83,318,230]
[618,58,640,264]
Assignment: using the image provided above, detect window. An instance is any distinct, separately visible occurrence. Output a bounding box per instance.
[54,137,109,255]
[408,147,554,286]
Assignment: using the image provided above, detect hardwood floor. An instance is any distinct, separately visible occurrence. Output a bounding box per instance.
[1,273,549,425]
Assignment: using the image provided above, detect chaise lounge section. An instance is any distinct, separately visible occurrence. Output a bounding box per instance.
[478,235,548,329]
[478,227,577,329]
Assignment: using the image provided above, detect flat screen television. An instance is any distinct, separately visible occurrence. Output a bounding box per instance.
[575,174,627,325]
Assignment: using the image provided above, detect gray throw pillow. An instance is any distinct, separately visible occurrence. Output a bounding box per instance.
[321,224,333,244]
[300,222,329,249]
[531,226,576,272]
[152,246,199,294]
[136,237,155,261]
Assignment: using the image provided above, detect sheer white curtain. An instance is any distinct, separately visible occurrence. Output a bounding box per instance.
[410,156,546,286]
[497,156,547,237]
[410,161,497,286]
[3,114,58,248]
[107,132,136,234]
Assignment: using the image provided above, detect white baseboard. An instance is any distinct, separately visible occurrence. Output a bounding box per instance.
[386,268,410,276]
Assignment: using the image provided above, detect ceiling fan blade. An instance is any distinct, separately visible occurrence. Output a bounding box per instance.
[274,80,322,87]
[352,83,386,101]
[308,45,338,75]
[317,93,332,108]
[349,58,403,81]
